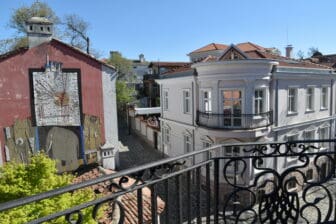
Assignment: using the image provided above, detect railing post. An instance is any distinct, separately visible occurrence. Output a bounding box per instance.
[214,158,219,224]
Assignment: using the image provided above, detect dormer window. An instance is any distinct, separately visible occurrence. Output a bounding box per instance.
[230,52,239,60]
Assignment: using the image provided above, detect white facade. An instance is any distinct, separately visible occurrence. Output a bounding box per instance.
[101,65,119,169]
[156,47,336,180]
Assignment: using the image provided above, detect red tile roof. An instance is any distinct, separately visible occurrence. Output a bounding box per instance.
[189,43,228,54]
[236,42,265,52]
[245,50,332,69]
[0,38,115,69]
[73,168,165,224]
[149,61,191,67]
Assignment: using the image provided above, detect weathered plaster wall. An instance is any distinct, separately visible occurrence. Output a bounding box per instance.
[0,40,106,163]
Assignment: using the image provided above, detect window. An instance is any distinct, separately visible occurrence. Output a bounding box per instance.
[29,25,33,31]
[163,90,168,110]
[202,141,212,161]
[203,141,212,149]
[184,135,192,153]
[254,89,265,114]
[304,129,316,152]
[306,87,314,111]
[183,90,191,114]
[304,130,315,141]
[286,133,299,160]
[224,146,243,181]
[223,89,242,127]
[321,87,328,109]
[319,126,329,148]
[202,90,212,112]
[287,179,297,190]
[288,88,298,114]
[306,169,313,181]
[224,146,240,157]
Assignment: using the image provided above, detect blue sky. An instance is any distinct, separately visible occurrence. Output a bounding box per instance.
[0,0,335,61]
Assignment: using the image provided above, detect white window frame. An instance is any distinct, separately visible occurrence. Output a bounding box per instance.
[304,128,316,152]
[305,86,315,112]
[286,133,300,161]
[184,134,192,153]
[183,89,191,114]
[287,87,298,114]
[163,89,169,111]
[201,89,212,113]
[304,129,315,141]
[320,86,328,110]
[254,88,266,114]
[319,126,330,149]
[221,88,244,127]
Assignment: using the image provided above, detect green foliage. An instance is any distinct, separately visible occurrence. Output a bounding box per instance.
[116,80,136,112]
[0,153,99,224]
[9,1,59,34]
[296,50,305,59]
[308,47,322,57]
[107,51,133,80]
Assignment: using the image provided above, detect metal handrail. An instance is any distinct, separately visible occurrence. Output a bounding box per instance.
[197,110,273,129]
[0,139,335,224]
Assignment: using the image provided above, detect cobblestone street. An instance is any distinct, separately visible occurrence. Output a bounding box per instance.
[118,121,165,170]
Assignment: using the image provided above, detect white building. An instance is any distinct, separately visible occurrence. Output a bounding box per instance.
[156,43,336,182]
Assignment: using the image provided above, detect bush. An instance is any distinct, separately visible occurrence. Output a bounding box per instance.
[0,153,99,224]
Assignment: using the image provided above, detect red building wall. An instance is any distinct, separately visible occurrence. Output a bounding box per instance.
[0,40,106,162]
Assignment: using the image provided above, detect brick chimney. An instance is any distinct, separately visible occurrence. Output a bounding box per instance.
[285,45,293,58]
[26,17,53,48]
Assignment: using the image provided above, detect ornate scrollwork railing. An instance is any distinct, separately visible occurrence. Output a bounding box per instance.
[0,139,335,223]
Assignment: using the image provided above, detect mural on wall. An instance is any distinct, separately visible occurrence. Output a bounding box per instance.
[32,62,81,126]
[83,115,101,150]
[4,119,34,164]
[83,115,101,164]
[45,126,80,172]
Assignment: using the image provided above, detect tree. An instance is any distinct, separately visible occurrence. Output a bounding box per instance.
[1,1,95,55]
[0,153,99,223]
[116,80,136,114]
[107,51,134,80]
[107,51,136,117]
[296,50,305,60]
[9,1,59,34]
[63,14,90,54]
[308,47,322,57]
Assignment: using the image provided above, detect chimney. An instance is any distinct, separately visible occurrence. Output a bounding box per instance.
[26,17,53,48]
[285,45,293,58]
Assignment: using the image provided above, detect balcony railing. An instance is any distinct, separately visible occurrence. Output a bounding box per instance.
[196,110,273,130]
[0,139,335,223]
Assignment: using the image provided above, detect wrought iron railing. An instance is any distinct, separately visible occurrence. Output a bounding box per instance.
[196,110,273,130]
[0,139,335,223]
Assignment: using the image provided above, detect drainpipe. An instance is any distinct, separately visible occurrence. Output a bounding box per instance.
[79,126,87,165]
[273,66,278,172]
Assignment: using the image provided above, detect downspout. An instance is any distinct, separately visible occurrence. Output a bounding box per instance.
[330,79,333,139]
[160,83,164,154]
[272,66,279,174]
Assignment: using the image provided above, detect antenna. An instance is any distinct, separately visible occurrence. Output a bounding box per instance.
[286,26,289,45]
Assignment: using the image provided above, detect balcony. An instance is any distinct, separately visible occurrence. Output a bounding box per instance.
[196,110,273,130]
[0,139,335,223]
